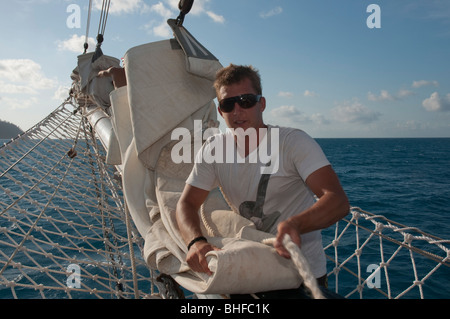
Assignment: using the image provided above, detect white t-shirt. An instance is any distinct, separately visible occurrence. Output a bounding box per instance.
[186,125,330,278]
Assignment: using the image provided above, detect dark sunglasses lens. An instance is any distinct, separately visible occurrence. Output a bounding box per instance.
[219,95,260,113]
[239,95,257,108]
[220,99,236,113]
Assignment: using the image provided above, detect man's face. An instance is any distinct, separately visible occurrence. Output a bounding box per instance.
[217,78,266,132]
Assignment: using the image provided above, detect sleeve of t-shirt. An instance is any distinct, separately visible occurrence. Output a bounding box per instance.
[286,130,330,181]
[185,137,219,191]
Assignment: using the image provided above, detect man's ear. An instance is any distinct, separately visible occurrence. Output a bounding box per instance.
[217,105,223,117]
[260,96,266,112]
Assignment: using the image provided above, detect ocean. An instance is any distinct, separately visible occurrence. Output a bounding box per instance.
[317,138,450,240]
[1,137,449,299]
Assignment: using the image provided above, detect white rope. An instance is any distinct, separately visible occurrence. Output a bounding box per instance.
[85,0,93,51]
[124,201,140,299]
[263,236,325,299]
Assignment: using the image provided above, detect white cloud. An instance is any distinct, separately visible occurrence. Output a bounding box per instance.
[271,105,305,119]
[146,0,224,38]
[396,120,422,131]
[0,59,57,94]
[206,11,225,24]
[165,0,180,11]
[53,85,71,101]
[57,34,96,53]
[270,105,329,125]
[310,113,330,125]
[260,7,283,19]
[151,1,173,18]
[0,96,39,110]
[422,92,450,112]
[397,89,415,98]
[304,90,319,98]
[187,0,207,15]
[152,21,173,38]
[278,91,293,98]
[185,0,224,22]
[93,0,148,15]
[0,81,36,95]
[368,89,414,101]
[412,80,439,88]
[368,90,395,101]
[332,99,381,124]
[147,2,175,38]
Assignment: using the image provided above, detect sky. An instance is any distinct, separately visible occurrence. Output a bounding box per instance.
[1,0,450,138]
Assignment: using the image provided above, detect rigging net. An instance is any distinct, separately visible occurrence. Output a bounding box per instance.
[0,102,157,299]
[323,207,450,299]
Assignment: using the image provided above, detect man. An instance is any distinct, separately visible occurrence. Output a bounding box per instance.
[176,64,349,294]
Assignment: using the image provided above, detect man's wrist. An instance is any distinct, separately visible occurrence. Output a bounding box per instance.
[187,236,208,251]
[286,216,303,234]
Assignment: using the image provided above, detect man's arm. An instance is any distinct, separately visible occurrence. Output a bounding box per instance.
[274,165,349,258]
[97,67,127,89]
[176,184,219,275]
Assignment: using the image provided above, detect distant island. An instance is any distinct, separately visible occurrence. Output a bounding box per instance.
[0,119,24,139]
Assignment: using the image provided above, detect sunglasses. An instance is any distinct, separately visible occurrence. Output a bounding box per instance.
[218,94,262,113]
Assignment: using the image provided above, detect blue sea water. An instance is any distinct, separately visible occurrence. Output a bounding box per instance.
[317,138,450,240]
[1,137,449,299]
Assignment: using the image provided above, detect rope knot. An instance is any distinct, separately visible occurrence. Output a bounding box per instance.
[375,222,384,232]
[404,233,413,244]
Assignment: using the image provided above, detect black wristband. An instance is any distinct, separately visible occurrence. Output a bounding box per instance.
[187,236,207,251]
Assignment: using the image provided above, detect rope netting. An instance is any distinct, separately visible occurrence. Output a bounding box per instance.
[323,207,450,299]
[1,102,449,299]
[0,102,158,299]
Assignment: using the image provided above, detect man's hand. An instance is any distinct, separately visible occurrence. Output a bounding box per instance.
[274,220,302,259]
[186,241,220,276]
[274,165,349,259]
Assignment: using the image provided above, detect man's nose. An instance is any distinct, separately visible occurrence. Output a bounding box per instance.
[233,102,243,114]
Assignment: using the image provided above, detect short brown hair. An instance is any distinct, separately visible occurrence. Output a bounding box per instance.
[214,64,262,96]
